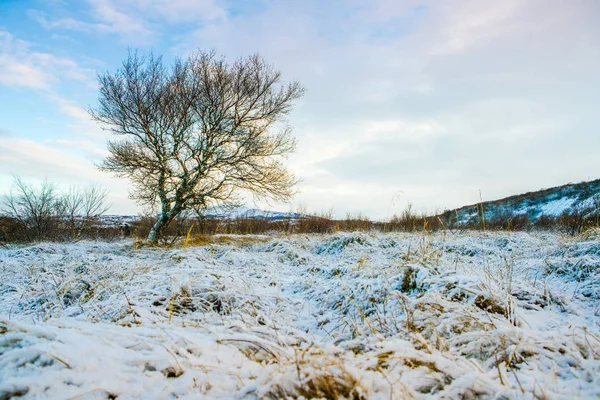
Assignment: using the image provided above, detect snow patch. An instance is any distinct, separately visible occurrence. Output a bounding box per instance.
[1,231,599,399]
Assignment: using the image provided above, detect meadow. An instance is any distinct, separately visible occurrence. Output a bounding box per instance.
[1,229,599,399]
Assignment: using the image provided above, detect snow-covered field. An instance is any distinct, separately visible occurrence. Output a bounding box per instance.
[1,231,599,399]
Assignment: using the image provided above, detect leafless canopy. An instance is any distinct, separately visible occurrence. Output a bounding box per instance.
[3,177,62,241]
[89,49,304,242]
[3,177,109,241]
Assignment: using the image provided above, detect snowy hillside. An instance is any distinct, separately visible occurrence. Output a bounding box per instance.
[1,231,599,399]
[97,214,140,226]
[97,207,300,227]
[445,178,600,225]
[202,206,301,220]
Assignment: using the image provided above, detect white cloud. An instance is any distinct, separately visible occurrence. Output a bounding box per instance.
[49,95,107,140]
[0,30,93,89]
[180,0,600,216]
[124,0,226,23]
[45,139,109,159]
[429,0,523,55]
[10,0,600,217]
[0,128,12,137]
[29,0,227,45]
[0,31,50,88]
[28,3,155,45]
[0,137,134,214]
[29,10,99,32]
[0,137,100,182]
[87,0,156,41]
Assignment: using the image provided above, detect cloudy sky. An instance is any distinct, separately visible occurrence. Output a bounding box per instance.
[1,0,599,218]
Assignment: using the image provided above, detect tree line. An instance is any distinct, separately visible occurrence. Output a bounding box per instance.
[1,177,110,242]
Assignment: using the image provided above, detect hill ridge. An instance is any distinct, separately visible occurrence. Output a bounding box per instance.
[442,178,600,225]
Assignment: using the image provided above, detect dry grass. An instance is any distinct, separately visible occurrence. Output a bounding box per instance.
[2,231,599,398]
[185,234,270,247]
[263,348,367,400]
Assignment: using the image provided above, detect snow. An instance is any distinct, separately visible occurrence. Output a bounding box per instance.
[96,207,300,227]
[1,230,599,399]
[97,215,139,225]
[538,197,578,217]
[203,206,300,220]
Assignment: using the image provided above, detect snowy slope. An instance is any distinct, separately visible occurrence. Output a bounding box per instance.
[1,231,599,399]
[202,206,301,220]
[445,178,600,225]
[97,214,140,225]
[96,207,300,227]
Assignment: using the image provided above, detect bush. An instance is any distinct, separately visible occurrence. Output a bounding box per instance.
[3,178,598,244]
[1,177,111,242]
[0,216,26,243]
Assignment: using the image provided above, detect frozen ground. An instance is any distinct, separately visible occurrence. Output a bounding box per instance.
[1,230,599,399]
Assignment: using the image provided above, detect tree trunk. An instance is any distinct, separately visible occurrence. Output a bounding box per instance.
[147,204,183,244]
[147,213,171,244]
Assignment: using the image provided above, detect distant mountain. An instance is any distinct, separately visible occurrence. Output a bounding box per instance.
[442,179,600,225]
[98,180,600,228]
[97,215,140,226]
[201,206,301,220]
[97,207,301,226]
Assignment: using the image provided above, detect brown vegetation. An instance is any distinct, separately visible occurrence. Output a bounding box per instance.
[2,203,597,245]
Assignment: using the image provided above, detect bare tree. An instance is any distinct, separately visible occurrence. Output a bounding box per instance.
[2,177,111,242]
[3,177,64,241]
[89,49,304,243]
[63,185,110,240]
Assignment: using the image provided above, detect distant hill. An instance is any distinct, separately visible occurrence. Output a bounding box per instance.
[201,206,301,220]
[98,179,600,230]
[442,179,600,226]
[98,206,301,226]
